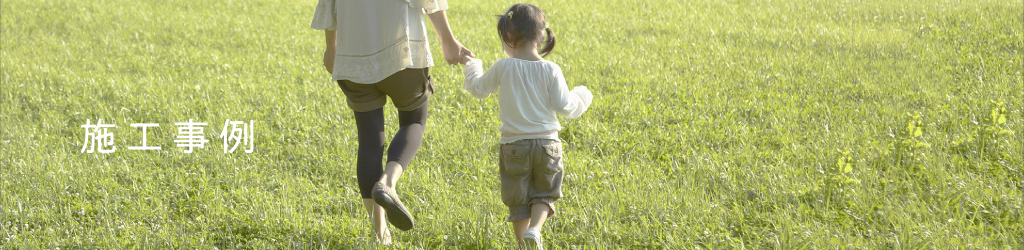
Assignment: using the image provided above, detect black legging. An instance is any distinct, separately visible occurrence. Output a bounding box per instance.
[353,101,429,198]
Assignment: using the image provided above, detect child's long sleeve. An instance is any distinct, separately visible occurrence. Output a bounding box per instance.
[463,58,501,99]
[550,67,593,119]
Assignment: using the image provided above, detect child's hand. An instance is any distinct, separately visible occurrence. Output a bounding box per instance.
[572,85,594,106]
[459,53,474,65]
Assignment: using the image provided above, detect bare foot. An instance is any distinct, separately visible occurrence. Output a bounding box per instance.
[377,227,391,245]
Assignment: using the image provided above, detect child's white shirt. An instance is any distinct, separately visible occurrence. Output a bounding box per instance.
[311,0,447,84]
[463,58,593,144]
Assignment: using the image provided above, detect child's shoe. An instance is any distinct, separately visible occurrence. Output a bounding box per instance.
[523,228,544,250]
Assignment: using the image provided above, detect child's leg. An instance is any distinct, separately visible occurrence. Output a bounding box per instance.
[512,219,531,242]
[528,203,552,229]
[523,139,563,242]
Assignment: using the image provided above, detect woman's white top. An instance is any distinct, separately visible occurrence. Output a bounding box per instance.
[311,0,447,84]
[463,58,594,144]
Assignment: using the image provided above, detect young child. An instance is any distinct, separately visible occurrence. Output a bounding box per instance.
[460,3,593,249]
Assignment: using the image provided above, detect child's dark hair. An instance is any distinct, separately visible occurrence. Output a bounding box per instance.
[496,3,556,57]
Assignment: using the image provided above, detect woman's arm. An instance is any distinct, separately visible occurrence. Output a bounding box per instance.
[427,10,474,65]
[323,30,336,74]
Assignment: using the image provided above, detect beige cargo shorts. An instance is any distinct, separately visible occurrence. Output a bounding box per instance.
[499,139,563,222]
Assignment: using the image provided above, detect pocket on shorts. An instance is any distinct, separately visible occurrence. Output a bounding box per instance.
[541,142,563,174]
[501,144,532,176]
[423,70,435,94]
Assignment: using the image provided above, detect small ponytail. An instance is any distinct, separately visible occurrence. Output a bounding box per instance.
[539,27,556,58]
[496,4,555,57]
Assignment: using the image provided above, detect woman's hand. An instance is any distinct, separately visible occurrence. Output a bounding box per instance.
[427,10,474,65]
[323,49,335,74]
[324,30,337,74]
[442,40,475,65]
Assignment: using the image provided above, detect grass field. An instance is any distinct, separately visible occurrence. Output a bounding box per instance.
[2,0,1022,248]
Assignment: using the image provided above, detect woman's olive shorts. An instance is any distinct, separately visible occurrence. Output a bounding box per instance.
[337,68,434,112]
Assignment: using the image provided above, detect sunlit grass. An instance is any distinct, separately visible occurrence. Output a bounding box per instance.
[1,0,1021,248]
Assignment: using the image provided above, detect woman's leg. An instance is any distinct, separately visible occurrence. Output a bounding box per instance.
[362,199,388,243]
[353,108,389,241]
[369,68,431,231]
[378,100,429,188]
[354,108,386,197]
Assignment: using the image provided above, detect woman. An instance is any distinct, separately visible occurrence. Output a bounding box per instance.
[311,0,473,244]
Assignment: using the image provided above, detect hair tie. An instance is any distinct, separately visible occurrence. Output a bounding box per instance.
[507,11,514,20]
